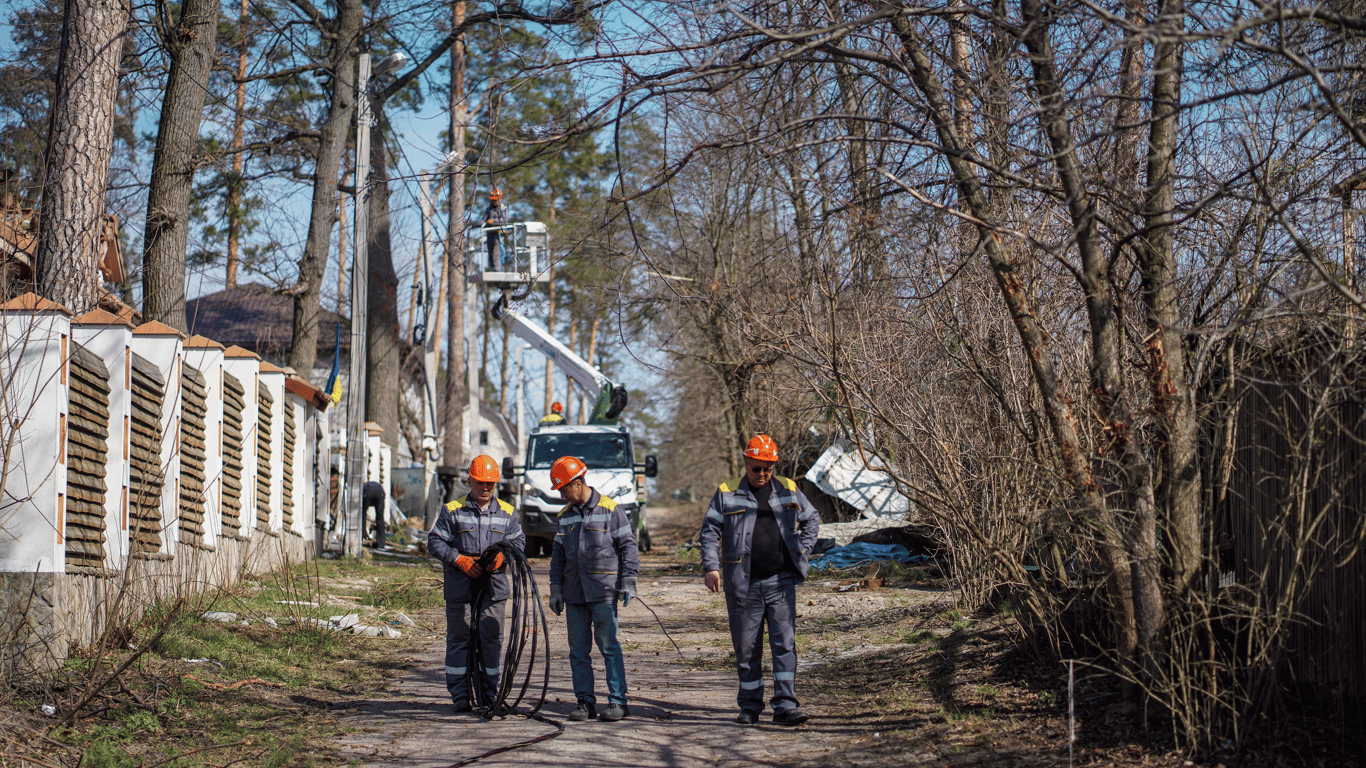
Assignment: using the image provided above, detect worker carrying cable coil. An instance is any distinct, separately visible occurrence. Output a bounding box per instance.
[428,455,526,713]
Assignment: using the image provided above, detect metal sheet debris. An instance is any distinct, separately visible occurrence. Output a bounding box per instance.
[804,438,910,519]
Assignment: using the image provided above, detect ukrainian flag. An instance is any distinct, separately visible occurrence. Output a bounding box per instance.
[325,322,343,404]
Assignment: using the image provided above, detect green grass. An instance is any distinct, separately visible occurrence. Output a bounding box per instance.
[32,557,427,768]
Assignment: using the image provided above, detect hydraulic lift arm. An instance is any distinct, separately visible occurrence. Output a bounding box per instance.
[492,296,628,424]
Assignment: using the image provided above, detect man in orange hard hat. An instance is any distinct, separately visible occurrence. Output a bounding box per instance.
[427,455,525,712]
[539,400,565,424]
[548,455,639,722]
[700,434,820,726]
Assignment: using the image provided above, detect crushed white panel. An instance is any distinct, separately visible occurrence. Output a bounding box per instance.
[804,439,910,519]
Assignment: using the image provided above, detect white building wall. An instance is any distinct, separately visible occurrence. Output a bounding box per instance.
[222,351,260,536]
[0,305,71,573]
[183,341,225,549]
[130,324,184,556]
[259,367,286,533]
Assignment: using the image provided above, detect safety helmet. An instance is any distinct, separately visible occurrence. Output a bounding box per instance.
[468,454,500,483]
[550,456,588,490]
[489,188,503,201]
[551,401,563,414]
[744,434,779,463]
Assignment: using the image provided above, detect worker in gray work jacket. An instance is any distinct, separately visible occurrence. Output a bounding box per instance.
[547,455,639,723]
[700,434,820,726]
[428,454,525,712]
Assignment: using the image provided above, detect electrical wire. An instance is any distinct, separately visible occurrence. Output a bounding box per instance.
[450,540,563,768]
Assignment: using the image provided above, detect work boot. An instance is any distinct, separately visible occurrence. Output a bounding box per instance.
[452,701,472,713]
[734,710,759,725]
[600,703,629,722]
[773,708,809,726]
[569,701,597,721]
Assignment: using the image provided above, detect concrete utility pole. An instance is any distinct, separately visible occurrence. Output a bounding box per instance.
[343,51,405,558]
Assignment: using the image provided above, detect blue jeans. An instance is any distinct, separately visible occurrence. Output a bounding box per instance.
[565,600,627,706]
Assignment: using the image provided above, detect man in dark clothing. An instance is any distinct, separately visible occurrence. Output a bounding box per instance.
[483,189,508,270]
[700,434,820,726]
[361,480,386,548]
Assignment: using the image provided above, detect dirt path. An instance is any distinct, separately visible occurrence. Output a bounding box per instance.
[329,551,943,768]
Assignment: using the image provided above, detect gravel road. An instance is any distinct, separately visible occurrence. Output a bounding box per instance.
[330,556,861,768]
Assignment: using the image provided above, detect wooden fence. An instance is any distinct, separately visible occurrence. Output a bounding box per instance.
[1223,353,1366,696]
[0,293,334,673]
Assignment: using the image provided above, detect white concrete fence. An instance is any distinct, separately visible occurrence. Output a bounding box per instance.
[0,293,338,676]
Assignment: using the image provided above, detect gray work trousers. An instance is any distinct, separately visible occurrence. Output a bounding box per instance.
[724,571,799,714]
[444,598,506,706]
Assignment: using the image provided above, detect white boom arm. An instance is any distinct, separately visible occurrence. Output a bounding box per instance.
[496,303,609,400]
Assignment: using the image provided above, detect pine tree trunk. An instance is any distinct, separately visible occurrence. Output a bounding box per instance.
[35,0,130,313]
[442,0,469,468]
[142,0,220,332]
[288,0,362,377]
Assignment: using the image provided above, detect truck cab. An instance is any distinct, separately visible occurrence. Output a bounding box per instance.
[507,423,657,557]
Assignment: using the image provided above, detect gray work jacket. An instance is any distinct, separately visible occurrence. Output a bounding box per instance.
[428,495,525,603]
[699,475,820,599]
[549,489,639,604]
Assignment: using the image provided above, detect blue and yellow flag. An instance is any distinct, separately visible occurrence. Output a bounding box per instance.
[325,322,343,404]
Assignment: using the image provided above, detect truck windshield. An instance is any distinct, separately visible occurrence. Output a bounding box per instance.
[529,433,631,469]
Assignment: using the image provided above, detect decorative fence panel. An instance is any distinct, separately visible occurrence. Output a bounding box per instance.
[128,353,165,555]
[255,382,273,529]
[282,397,295,531]
[220,372,245,537]
[178,366,208,548]
[65,345,110,573]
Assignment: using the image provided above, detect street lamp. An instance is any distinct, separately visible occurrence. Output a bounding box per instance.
[343,50,407,558]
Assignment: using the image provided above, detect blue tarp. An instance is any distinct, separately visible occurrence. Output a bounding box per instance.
[809,542,930,570]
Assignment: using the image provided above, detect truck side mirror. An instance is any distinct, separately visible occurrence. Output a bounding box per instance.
[502,456,515,479]
[644,455,658,478]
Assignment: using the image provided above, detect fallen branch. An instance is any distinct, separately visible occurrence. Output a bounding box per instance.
[183,675,289,691]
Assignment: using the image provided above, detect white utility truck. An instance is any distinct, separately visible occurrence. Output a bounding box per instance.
[472,218,657,557]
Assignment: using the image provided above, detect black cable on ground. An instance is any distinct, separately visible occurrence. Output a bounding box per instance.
[451,540,563,768]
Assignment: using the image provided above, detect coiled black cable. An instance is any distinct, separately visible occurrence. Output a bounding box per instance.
[451,540,563,767]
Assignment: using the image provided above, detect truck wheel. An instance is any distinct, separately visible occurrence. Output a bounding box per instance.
[524,537,543,558]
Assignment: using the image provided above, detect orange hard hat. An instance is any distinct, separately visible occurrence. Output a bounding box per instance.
[551,401,563,414]
[550,456,588,490]
[489,188,503,200]
[744,434,779,463]
[468,454,500,483]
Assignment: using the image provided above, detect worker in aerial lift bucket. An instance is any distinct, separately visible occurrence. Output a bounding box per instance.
[700,434,820,726]
[483,188,509,270]
[428,455,525,712]
[547,455,639,722]
[539,400,565,424]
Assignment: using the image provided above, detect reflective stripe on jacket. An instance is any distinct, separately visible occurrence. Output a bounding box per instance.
[428,495,525,603]
[699,475,820,599]
[549,489,640,604]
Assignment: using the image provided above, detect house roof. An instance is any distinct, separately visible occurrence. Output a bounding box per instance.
[0,207,124,284]
[184,283,349,355]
